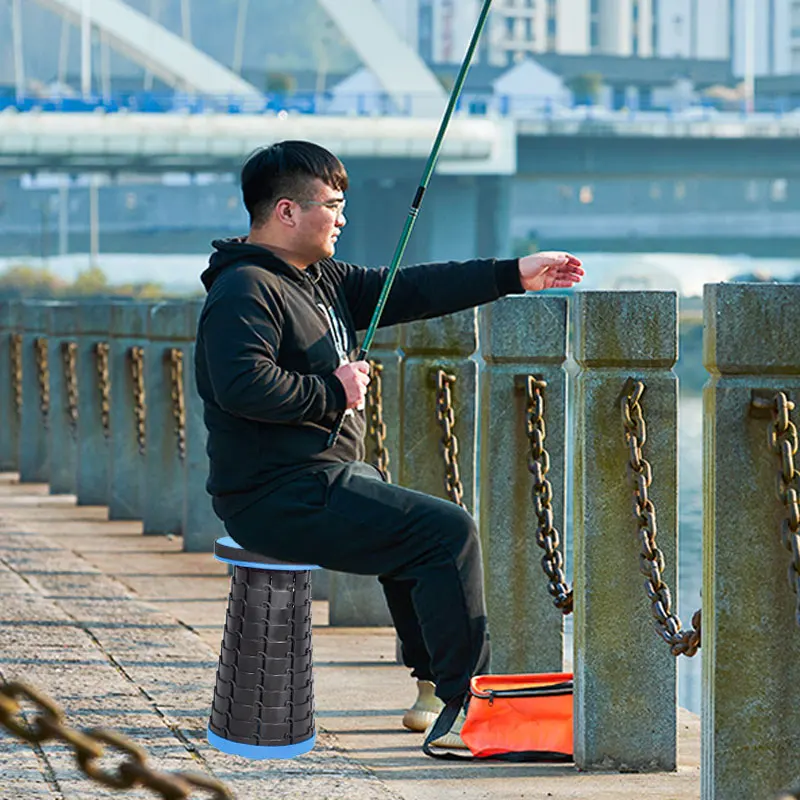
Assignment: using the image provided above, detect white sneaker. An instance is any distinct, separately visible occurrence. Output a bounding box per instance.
[402,680,444,732]
[424,708,469,750]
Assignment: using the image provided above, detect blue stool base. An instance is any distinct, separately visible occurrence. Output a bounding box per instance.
[207,726,316,759]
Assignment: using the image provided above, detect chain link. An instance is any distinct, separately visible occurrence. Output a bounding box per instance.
[61,341,79,437]
[434,369,466,509]
[34,337,50,428]
[129,346,147,456]
[524,376,573,615]
[94,342,111,438]
[0,680,232,799]
[168,348,187,462]
[365,360,391,482]
[621,379,701,657]
[10,333,22,421]
[764,392,800,627]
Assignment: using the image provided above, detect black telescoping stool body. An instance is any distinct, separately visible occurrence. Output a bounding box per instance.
[207,536,321,759]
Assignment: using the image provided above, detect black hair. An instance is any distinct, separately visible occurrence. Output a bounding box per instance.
[240,140,349,227]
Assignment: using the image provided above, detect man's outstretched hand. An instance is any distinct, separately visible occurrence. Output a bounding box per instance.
[519,251,584,292]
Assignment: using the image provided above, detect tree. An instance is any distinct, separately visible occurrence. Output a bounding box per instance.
[0,264,65,297]
[567,72,603,106]
[266,72,297,93]
[71,265,109,296]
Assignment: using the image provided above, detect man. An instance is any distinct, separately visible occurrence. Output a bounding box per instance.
[195,140,583,749]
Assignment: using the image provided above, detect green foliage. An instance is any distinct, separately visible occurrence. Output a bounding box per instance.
[0,263,171,300]
[71,265,109,295]
[0,265,65,297]
[566,72,604,104]
[266,72,297,93]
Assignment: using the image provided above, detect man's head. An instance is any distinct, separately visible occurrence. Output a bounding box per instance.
[241,140,349,267]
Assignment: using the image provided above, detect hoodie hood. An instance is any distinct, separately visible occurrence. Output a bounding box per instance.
[202,238,321,291]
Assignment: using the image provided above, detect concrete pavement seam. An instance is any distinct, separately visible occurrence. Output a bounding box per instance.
[0,659,66,800]
[0,545,220,778]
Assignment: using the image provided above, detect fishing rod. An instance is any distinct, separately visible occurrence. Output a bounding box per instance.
[327,0,495,449]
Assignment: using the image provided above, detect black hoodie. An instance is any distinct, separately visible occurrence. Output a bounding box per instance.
[195,238,524,520]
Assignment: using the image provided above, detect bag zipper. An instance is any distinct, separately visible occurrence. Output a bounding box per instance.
[473,681,573,705]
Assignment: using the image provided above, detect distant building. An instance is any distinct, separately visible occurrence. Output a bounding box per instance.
[422,53,734,113]
[375,0,800,78]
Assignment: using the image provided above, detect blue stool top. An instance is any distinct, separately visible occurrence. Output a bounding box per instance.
[214,537,320,571]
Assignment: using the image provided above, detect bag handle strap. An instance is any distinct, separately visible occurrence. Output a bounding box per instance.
[422,694,474,760]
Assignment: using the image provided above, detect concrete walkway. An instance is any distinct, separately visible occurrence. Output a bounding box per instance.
[0,474,701,799]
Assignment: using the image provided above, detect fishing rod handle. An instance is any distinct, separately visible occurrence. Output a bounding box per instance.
[326,348,369,449]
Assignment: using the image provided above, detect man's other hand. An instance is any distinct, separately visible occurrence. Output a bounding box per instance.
[519,251,584,292]
[333,360,371,410]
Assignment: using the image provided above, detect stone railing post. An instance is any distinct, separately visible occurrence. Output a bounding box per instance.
[400,310,478,509]
[109,301,152,520]
[478,295,567,674]
[19,300,53,484]
[572,290,678,771]
[702,283,800,800]
[48,303,81,496]
[0,299,21,471]
[143,301,194,536]
[76,301,114,507]
[183,299,225,552]
[327,324,401,626]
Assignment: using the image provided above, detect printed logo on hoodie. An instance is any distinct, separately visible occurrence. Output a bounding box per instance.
[318,302,350,366]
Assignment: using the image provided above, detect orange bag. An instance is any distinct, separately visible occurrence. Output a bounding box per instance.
[423,672,573,762]
[461,673,573,760]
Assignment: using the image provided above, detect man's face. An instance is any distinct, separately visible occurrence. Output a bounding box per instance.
[293,178,347,263]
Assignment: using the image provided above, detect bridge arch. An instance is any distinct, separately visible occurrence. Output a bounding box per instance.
[32,0,262,97]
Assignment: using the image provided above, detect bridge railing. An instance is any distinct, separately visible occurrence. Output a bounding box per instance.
[5,90,800,120]
[0,288,797,798]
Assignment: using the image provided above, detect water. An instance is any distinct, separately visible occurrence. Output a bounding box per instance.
[677,392,703,714]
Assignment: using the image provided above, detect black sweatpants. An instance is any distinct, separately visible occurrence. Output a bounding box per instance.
[223,461,491,703]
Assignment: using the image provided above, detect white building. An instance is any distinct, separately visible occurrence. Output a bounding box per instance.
[376,0,800,77]
[654,0,800,77]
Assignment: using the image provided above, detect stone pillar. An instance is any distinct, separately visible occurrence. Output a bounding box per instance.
[108,302,151,520]
[143,302,194,536]
[48,303,81,496]
[0,300,21,471]
[328,324,401,627]
[183,299,225,552]
[572,291,678,771]
[19,301,53,484]
[400,310,478,511]
[478,295,567,674]
[76,302,114,507]
[702,283,800,800]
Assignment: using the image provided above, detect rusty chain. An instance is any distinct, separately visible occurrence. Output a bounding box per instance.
[129,346,147,456]
[621,378,701,657]
[10,333,22,420]
[524,376,573,615]
[33,337,50,428]
[94,342,111,438]
[365,360,391,483]
[0,680,232,799]
[61,341,79,437]
[434,369,466,509]
[168,348,187,462]
[760,391,800,627]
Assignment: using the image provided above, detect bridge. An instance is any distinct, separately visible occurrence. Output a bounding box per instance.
[4,1,800,262]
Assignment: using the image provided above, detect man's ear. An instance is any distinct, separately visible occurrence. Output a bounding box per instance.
[274,198,296,227]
